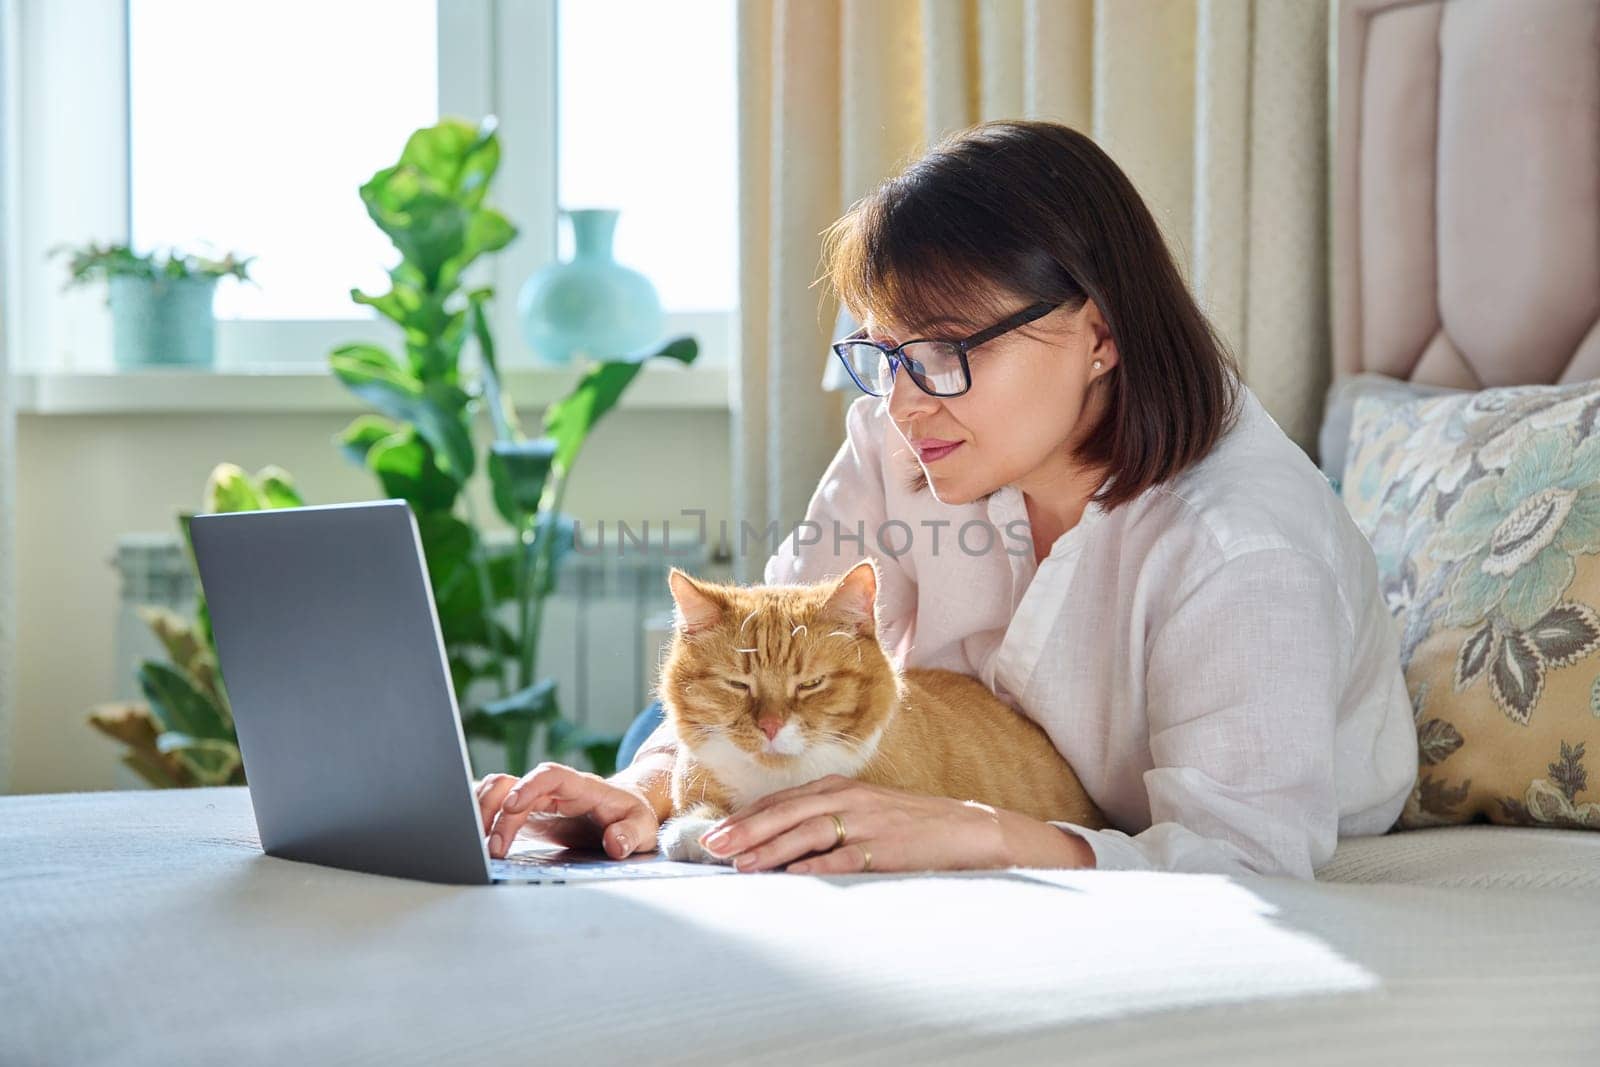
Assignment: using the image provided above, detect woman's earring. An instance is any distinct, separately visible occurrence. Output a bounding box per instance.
[1091,359,1103,371]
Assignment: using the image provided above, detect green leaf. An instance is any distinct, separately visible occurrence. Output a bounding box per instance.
[195,594,215,656]
[137,606,204,676]
[360,176,462,287]
[120,750,183,789]
[436,602,517,655]
[135,605,224,712]
[203,462,266,513]
[480,678,559,724]
[449,655,501,702]
[328,342,419,391]
[487,439,557,526]
[480,677,560,777]
[529,511,577,599]
[155,732,242,786]
[415,380,477,481]
[331,343,475,480]
[487,548,519,601]
[416,510,477,602]
[398,116,499,206]
[424,515,516,653]
[461,708,506,743]
[330,341,420,401]
[350,284,419,328]
[470,293,520,443]
[546,717,623,777]
[138,661,233,742]
[583,736,623,778]
[336,414,402,466]
[543,336,697,475]
[367,429,460,512]
[442,207,516,292]
[174,512,219,660]
[356,118,515,294]
[256,465,304,509]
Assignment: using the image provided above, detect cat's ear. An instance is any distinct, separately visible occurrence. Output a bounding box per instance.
[822,559,879,634]
[668,568,726,636]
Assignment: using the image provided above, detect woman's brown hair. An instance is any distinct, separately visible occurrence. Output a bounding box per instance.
[818,119,1241,510]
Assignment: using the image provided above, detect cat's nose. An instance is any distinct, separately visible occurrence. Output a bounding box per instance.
[758,717,783,741]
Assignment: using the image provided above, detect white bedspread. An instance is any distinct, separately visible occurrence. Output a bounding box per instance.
[2,787,1597,1065]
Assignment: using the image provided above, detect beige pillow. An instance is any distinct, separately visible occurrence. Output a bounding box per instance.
[1342,380,1600,831]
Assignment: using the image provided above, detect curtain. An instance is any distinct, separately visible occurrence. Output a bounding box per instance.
[0,0,15,792]
[735,0,1331,579]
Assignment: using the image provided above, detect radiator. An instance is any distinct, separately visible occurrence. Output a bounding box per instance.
[112,526,726,779]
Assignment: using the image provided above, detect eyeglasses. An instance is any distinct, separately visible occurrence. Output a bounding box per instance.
[831,300,1063,398]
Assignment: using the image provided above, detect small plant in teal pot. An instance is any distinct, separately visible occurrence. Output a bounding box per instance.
[52,242,255,368]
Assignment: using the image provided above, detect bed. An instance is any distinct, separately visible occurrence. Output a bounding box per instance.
[5,0,1600,1062]
[2,786,1598,1065]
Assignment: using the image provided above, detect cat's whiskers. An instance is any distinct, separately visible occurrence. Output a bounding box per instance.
[823,630,865,665]
[802,726,890,778]
[812,719,905,778]
[865,744,906,782]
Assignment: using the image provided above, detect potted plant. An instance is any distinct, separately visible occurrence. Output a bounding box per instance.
[88,463,305,787]
[51,241,254,368]
[331,115,697,778]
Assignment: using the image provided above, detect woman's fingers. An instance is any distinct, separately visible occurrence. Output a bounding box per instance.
[486,764,583,856]
[714,774,852,830]
[788,842,878,875]
[485,763,658,859]
[705,787,861,860]
[727,812,853,872]
[475,774,517,834]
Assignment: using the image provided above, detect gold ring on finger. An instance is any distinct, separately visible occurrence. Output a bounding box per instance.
[829,812,847,848]
[860,844,873,872]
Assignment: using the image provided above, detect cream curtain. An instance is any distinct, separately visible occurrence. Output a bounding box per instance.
[0,1,15,792]
[0,289,12,795]
[735,0,1331,579]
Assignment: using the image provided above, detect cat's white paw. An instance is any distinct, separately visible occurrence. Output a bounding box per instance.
[658,814,733,865]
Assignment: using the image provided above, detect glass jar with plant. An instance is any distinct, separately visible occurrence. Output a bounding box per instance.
[51,242,255,368]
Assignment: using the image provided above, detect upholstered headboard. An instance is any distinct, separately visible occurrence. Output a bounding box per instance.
[1331,0,1600,389]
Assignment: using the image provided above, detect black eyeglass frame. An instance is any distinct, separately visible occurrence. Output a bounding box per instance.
[830,300,1064,398]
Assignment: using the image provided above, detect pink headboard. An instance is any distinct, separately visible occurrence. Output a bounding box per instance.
[1332,0,1600,388]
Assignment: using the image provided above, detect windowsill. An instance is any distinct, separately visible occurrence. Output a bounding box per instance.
[10,362,731,415]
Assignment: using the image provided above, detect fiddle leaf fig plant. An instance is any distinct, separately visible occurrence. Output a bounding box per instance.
[88,464,305,787]
[331,115,697,777]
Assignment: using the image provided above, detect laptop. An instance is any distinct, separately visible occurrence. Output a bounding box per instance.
[189,498,737,886]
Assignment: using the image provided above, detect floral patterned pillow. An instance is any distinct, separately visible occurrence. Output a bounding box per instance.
[1342,379,1600,831]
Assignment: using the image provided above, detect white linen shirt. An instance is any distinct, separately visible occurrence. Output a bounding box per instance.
[762,383,1418,880]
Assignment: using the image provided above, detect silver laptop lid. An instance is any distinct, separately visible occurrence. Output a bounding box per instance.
[189,499,492,885]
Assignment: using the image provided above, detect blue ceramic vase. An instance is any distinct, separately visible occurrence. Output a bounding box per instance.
[108,274,217,368]
[517,208,663,365]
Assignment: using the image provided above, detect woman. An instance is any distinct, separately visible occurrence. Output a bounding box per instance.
[476,120,1418,880]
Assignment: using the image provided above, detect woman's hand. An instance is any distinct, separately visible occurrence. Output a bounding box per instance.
[476,763,661,860]
[696,773,1090,874]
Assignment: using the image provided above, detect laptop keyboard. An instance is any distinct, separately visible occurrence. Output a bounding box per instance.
[490,850,742,883]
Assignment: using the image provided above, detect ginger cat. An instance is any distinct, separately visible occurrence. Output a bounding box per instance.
[656,559,1106,864]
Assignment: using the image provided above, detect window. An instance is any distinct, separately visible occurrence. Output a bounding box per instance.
[128,0,438,321]
[557,0,737,314]
[14,0,737,374]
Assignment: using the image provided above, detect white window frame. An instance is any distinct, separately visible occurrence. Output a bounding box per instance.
[8,0,732,380]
